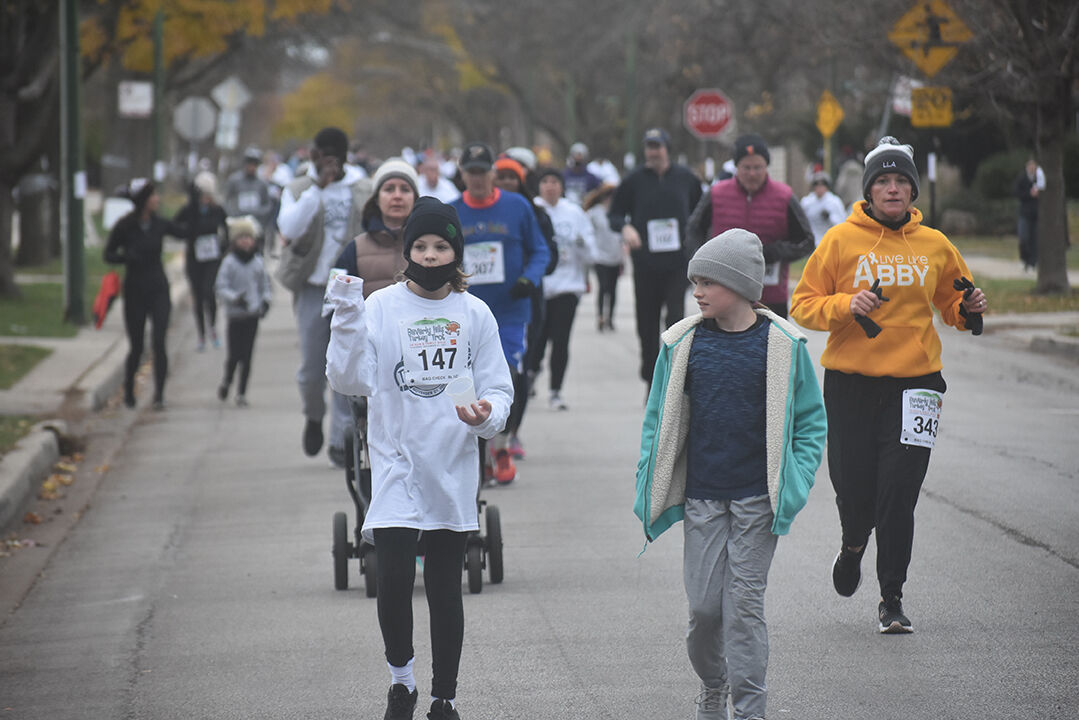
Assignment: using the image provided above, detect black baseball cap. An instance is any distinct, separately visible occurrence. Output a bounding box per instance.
[460,142,494,171]
[643,128,670,146]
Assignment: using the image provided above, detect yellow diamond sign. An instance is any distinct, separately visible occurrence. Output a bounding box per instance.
[816,90,844,138]
[889,0,972,78]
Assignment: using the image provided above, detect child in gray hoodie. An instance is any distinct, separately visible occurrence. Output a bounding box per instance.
[215,216,272,406]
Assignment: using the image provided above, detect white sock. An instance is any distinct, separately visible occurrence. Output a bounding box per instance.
[388,659,415,692]
[431,696,453,708]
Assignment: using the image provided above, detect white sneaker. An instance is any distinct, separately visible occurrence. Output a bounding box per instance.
[549,391,568,411]
[694,683,730,720]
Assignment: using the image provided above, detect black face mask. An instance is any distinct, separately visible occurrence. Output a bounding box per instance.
[404,260,457,292]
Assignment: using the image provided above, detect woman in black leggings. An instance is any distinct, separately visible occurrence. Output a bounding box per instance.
[173,171,228,351]
[104,179,173,410]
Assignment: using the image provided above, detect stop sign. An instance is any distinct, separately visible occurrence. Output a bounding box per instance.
[684,89,733,139]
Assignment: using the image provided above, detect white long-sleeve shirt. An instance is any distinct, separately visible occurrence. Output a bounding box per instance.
[277,163,367,285]
[326,278,513,540]
[800,190,847,246]
[535,196,595,298]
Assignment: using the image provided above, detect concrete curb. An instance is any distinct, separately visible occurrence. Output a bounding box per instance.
[0,421,64,530]
[1029,334,1079,361]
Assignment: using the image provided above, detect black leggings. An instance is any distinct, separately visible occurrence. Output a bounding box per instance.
[823,370,945,599]
[223,316,259,396]
[123,283,171,401]
[185,259,219,340]
[373,527,468,700]
[594,263,620,322]
[534,293,579,392]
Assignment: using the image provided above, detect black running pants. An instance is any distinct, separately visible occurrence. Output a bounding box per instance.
[373,527,468,700]
[823,370,945,599]
[223,316,259,396]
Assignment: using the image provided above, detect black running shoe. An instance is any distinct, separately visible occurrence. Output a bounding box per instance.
[302,419,323,456]
[832,545,865,597]
[218,384,228,401]
[878,596,914,634]
[384,684,417,720]
[427,699,460,720]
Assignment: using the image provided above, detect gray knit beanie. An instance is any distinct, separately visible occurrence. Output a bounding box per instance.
[862,136,919,201]
[687,229,765,302]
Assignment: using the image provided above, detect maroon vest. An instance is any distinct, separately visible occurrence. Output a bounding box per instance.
[710,177,793,304]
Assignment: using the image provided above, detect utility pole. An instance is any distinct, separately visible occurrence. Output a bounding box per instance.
[153,9,165,181]
[60,0,85,325]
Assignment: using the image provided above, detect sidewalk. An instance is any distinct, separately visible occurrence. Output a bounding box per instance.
[0,253,1076,531]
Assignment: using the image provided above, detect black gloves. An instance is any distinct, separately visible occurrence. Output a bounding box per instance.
[954,276,983,336]
[259,300,270,318]
[854,278,891,339]
[509,276,535,299]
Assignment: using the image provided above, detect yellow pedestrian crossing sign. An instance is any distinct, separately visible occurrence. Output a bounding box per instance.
[816,91,844,138]
[889,0,972,78]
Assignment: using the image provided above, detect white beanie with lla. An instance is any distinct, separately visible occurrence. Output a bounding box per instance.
[862,136,919,201]
[687,228,765,302]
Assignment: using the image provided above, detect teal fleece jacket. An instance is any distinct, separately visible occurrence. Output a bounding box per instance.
[634,309,827,541]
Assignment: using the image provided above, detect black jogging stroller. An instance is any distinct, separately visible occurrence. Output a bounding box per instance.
[331,396,505,596]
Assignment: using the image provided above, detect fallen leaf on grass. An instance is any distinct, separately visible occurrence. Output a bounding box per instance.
[95,464,109,474]
[52,473,74,486]
[23,512,43,524]
[55,461,77,473]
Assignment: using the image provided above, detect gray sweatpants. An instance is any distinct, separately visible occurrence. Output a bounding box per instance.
[684,495,777,720]
[293,283,350,451]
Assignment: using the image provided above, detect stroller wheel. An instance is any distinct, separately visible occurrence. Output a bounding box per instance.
[332,512,350,590]
[486,505,503,584]
[466,542,483,594]
[361,543,378,598]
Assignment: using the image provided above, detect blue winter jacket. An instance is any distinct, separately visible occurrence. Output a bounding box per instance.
[634,309,827,541]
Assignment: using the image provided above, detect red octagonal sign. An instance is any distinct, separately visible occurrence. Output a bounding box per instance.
[684,89,733,139]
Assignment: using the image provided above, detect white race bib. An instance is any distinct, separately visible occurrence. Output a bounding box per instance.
[763,262,780,286]
[463,242,505,285]
[237,190,261,213]
[194,233,221,262]
[900,388,943,448]
[398,316,469,387]
[646,218,680,253]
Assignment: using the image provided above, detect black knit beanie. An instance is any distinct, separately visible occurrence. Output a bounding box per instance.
[862,136,919,201]
[403,197,464,262]
[733,133,770,165]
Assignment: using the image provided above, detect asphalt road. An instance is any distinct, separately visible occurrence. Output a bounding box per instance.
[1,277,1077,719]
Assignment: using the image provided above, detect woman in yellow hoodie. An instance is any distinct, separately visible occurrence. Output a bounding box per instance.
[790,137,987,635]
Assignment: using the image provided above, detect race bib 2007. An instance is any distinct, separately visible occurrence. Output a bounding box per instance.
[397,316,469,387]
[900,388,943,448]
[463,242,505,285]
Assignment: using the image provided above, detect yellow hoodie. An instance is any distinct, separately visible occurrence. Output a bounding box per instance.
[790,202,973,378]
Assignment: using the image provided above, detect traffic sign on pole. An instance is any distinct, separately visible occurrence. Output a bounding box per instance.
[816,90,844,138]
[684,89,733,140]
[888,0,972,78]
[911,86,954,128]
[211,76,252,111]
[173,97,217,142]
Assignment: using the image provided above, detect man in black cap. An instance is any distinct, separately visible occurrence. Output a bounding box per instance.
[688,132,813,318]
[451,141,550,484]
[224,146,274,253]
[608,128,704,385]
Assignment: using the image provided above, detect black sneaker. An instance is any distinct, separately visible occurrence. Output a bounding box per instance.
[218,384,228,401]
[384,683,417,720]
[302,419,323,456]
[878,596,914,634]
[427,699,460,720]
[327,445,346,468]
[832,545,865,597]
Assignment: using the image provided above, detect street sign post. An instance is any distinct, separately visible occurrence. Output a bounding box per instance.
[888,0,972,78]
[816,90,845,178]
[173,96,217,142]
[684,89,733,140]
[211,76,251,111]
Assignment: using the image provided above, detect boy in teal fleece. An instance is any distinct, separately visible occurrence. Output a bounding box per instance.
[634,229,826,720]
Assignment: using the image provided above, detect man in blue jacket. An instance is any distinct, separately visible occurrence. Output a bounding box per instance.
[452,142,550,483]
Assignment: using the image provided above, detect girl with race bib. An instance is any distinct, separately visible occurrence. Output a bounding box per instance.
[326,197,513,720]
[790,137,987,634]
[173,171,229,351]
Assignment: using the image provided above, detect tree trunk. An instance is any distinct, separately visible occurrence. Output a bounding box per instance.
[1034,84,1071,296]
